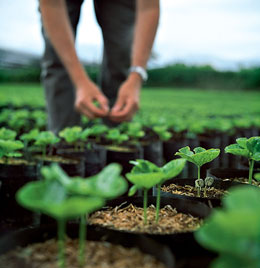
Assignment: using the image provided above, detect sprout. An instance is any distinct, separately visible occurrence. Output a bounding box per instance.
[0,139,24,164]
[195,178,204,197]
[225,137,260,184]
[0,127,17,140]
[126,158,186,224]
[16,163,126,267]
[176,146,220,197]
[105,128,129,145]
[204,176,214,197]
[34,131,60,158]
[59,126,83,151]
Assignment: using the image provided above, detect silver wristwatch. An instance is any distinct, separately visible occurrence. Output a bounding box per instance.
[129,66,148,82]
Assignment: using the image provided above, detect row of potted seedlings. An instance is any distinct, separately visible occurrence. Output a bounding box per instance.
[0,123,259,267]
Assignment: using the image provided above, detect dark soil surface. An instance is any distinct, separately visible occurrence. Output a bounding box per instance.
[89,204,202,234]
[0,238,166,268]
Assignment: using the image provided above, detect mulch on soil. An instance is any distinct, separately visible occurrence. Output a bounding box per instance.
[161,184,227,199]
[89,204,202,234]
[0,238,166,268]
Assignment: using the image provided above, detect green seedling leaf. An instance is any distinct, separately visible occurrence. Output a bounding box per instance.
[126,172,164,190]
[0,139,24,158]
[128,185,139,196]
[34,131,60,147]
[0,127,17,140]
[105,128,129,145]
[254,173,260,181]
[130,159,161,174]
[16,180,104,220]
[161,158,186,183]
[195,186,260,267]
[176,146,220,167]
[59,126,83,144]
[20,129,40,142]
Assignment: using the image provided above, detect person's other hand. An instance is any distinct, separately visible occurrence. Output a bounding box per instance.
[109,74,141,122]
[75,79,109,119]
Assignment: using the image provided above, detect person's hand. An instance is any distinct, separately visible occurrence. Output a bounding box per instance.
[109,74,141,122]
[75,79,109,119]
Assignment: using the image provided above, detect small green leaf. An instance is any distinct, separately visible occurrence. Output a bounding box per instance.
[128,185,139,196]
[126,172,164,190]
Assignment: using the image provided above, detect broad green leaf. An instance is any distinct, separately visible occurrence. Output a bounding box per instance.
[92,163,127,199]
[0,127,17,140]
[0,139,24,158]
[126,172,164,190]
[222,186,260,212]
[59,126,82,143]
[236,138,247,149]
[194,147,206,154]
[16,180,104,220]
[225,144,249,158]
[161,158,186,182]
[130,159,161,174]
[20,129,39,142]
[255,173,260,181]
[176,146,220,167]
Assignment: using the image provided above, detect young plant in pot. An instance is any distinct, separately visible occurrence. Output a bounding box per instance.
[161,146,234,205]
[9,164,172,268]
[221,136,260,185]
[32,130,84,177]
[0,137,39,229]
[195,185,260,268]
[126,158,186,224]
[105,128,143,175]
[89,159,212,265]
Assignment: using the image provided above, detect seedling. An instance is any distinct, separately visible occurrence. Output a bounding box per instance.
[7,109,31,133]
[124,122,145,144]
[16,163,126,267]
[126,158,186,224]
[175,146,220,197]
[152,125,172,141]
[225,137,260,184]
[105,128,129,145]
[203,176,214,197]
[0,127,17,140]
[0,139,24,164]
[59,126,84,151]
[34,131,60,158]
[82,124,108,144]
[195,186,260,267]
[31,110,47,130]
[20,129,40,157]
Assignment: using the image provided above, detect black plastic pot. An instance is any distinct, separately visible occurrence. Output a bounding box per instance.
[0,162,39,233]
[84,144,107,177]
[100,196,214,267]
[207,167,258,184]
[35,155,85,177]
[0,223,175,268]
[159,178,241,208]
[106,144,143,175]
[56,143,107,177]
[142,139,163,166]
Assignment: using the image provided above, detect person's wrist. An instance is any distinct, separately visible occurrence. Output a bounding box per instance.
[129,66,148,82]
[127,72,143,87]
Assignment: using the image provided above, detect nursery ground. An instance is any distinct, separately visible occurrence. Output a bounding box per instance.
[0,83,260,119]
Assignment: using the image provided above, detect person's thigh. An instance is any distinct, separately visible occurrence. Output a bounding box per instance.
[41,0,84,134]
[94,0,136,107]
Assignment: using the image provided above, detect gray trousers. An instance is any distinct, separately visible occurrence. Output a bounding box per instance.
[41,0,136,134]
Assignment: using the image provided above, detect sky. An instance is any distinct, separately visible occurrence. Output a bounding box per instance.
[1,0,260,70]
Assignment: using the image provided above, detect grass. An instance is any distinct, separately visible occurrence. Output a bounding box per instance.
[0,83,260,119]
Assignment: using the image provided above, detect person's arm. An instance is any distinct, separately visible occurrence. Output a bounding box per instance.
[40,0,109,119]
[110,0,160,122]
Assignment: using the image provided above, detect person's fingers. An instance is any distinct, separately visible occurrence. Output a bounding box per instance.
[110,100,139,122]
[88,101,109,117]
[110,96,125,115]
[96,94,109,114]
[77,103,95,119]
